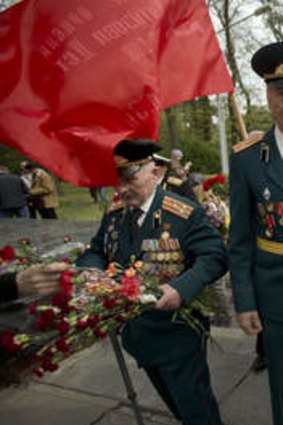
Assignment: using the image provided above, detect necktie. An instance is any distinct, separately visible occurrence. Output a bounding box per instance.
[130,208,143,241]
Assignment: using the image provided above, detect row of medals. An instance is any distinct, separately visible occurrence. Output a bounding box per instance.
[258,201,283,238]
[141,231,185,279]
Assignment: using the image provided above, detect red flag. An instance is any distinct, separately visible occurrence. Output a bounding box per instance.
[0,0,233,186]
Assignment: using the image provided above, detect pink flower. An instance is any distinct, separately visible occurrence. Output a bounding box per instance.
[120,275,140,301]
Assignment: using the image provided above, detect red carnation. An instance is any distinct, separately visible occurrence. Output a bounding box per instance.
[216,174,226,184]
[52,293,72,314]
[88,315,100,328]
[32,367,44,378]
[41,358,58,372]
[55,337,70,353]
[76,320,88,330]
[0,245,15,262]
[113,193,121,202]
[57,320,70,335]
[28,302,38,315]
[103,297,118,309]
[94,328,107,339]
[35,309,56,331]
[60,270,75,293]
[0,331,22,353]
[203,180,211,191]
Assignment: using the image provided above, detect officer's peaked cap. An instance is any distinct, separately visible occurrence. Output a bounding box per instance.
[251,42,283,88]
[114,139,161,168]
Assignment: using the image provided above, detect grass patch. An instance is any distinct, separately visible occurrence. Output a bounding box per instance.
[56,183,113,221]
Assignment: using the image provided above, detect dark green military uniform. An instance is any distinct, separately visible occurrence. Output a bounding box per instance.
[229,127,283,425]
[77,185,227,425]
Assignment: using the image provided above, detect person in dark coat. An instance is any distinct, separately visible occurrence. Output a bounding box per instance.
[77,139,227,425]
[0,165,28,218]
[229,42,283,425]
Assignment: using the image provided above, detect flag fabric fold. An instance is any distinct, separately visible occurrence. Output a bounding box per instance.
[0,0,233,186]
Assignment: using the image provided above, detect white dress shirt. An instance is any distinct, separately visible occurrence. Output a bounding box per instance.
[137,189,157,226]
[275,126,283,158]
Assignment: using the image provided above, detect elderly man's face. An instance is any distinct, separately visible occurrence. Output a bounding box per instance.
[116,162,159,207]
[267,84,283,131]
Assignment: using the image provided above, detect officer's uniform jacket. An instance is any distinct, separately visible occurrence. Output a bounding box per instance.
[229,126,283,317]
[77,185,227,366]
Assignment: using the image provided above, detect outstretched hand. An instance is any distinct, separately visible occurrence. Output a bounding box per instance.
[16,262,69,297]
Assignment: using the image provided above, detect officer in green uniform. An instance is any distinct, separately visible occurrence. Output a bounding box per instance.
[229,42,283,425]
[77,139,227,425]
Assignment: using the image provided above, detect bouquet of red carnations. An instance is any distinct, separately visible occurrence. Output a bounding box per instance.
[0,241,210,379]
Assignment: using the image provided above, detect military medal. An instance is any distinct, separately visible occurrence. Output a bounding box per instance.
[157,252,165,261]
[265,214,275,238]
[161,231,170,240]
[257,203,266,217]
[153,209,162,229]
[263,188,271,201]
[265,228,274,238]
[260,143,270,163]
[266,203,274,213]
[275,202,283,226]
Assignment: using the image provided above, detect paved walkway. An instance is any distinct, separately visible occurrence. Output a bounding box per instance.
[0,219,273,424]
[0,328,271,425]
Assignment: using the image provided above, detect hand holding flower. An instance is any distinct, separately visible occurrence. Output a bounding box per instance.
[155,284,181,310]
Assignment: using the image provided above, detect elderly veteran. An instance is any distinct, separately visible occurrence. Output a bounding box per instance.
[229,41,283,425]
[77,138,227,425]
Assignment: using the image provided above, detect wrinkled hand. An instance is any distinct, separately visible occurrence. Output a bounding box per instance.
[236,311,263,335]
[155,284,181,310]
[16,262,69,297]
[78,268,104,282]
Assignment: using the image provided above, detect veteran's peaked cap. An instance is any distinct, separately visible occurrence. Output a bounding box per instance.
[114,139,162,163]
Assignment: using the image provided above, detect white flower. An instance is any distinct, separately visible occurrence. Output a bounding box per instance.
[139,294,157,304]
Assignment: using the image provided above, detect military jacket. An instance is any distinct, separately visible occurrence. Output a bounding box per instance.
[229,126,283,315]
[77,185,227,366]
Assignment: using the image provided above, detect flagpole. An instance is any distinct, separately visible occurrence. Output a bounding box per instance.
[217,95,229,175]
[230,93,248,140]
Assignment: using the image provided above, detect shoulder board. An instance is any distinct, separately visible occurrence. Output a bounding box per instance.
[166,176,182,187]
[232,132,264,153]
[162,195,193,219]
[106,200,125,214]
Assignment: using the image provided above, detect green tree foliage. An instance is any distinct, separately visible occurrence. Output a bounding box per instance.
[246,105,274,133]
[0,144,26,173]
